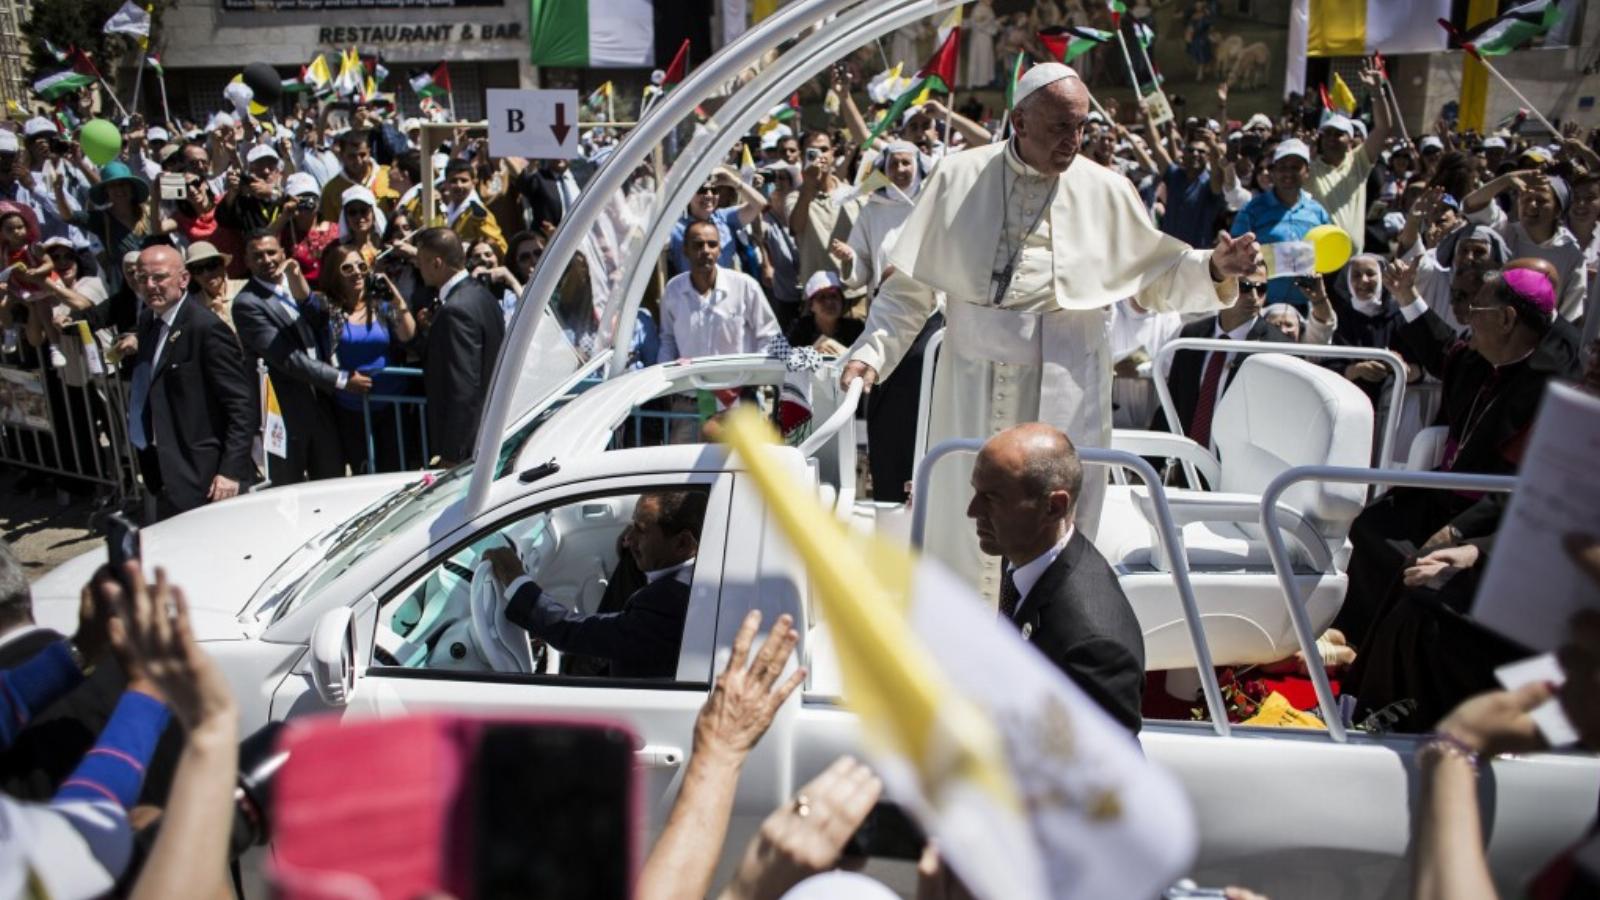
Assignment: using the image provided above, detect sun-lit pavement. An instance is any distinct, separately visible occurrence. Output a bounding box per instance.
[1,471,103,581]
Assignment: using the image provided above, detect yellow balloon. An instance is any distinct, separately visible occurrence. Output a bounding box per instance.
[230,74,271,117]
[1306,224,1353,274]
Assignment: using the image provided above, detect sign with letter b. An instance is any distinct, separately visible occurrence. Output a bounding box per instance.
[487,89,581,160]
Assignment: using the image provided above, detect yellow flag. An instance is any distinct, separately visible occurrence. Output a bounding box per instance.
[752,0,779,22]
[1330,71,1357,115]
[720,410,1037,897]
[306,53,332,88]
[936,5,963,44]
[262,373,287,459]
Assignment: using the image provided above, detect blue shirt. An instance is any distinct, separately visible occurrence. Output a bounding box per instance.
[668,207,742,275]
[335,314,402,411]
[1231,188,1331,307]
[1160,164,1226,249]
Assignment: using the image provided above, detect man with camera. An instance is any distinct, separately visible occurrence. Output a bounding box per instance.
[219,144,292,236]
[438,158,507,258]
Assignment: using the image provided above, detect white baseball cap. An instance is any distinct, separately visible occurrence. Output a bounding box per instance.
[0,131,17,153]
[1272,138,1311,164]
[147,126,170,144]
[285,172,320,197]
[803,270,844,301]
[1482,136,1507,150]
[246,144,280,165]
[23,116,58,137]
[1319,114,1354,136]
[1419,135,1444,152]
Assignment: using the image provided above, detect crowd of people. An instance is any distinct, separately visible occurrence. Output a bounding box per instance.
[2,12,1600,896]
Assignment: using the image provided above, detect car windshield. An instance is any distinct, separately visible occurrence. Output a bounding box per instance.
[268,463,477,623]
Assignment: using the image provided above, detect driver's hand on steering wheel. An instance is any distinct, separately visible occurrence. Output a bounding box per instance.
[484,547,526,589]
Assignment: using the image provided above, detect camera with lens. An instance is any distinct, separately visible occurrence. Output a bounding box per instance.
[295,195,318,213]
[49,137,72,156]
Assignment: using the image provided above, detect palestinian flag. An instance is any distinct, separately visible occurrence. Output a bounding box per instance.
[68,46,101,78]
[145,54,162,75]
[1138,66,1166,95]
[1004,53,1029,109]
[867,76,935,143]
[40,39,68,63]
[1037,26,1113,64]
[408,62,450,99]
[584,80,613,112]
[1108,0,1127,26]
[917,27,959,93]
[528,0,655,67]
[363,55,389,86]
[660,38,690,88]
[33,70,94,101]
[1133,20,1155,50]
[767,93,801,122]
[281,66,314,93]
[1462,0,1562,57]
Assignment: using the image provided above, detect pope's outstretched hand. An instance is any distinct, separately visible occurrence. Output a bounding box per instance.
[1210,230,1261,280]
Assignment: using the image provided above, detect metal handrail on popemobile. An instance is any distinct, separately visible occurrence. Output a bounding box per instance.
[911,440,1233,736]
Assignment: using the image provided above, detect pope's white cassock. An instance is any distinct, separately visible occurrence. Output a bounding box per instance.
[844,67,1239,598]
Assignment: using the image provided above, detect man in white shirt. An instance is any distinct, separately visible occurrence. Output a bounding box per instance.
[659,219,780,360]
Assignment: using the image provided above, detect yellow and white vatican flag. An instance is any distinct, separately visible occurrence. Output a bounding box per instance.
[73,322,104,377]
[261,372,288,460]
[721,410,1197,900]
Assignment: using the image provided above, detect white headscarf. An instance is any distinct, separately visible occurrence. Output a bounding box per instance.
[1343,253,1386,316]
[337,184,388,242]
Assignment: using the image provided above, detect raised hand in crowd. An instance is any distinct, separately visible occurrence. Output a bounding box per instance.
[96,563,240,900]
[719,756,882,900]
[637,610,805,900]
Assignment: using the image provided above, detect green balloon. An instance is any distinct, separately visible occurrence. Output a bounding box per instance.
[79,119,122,166]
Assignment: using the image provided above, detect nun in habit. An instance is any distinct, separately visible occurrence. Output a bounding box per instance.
[841,63,1260,598]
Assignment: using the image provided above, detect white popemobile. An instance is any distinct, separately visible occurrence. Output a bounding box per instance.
[27,2,1600,897]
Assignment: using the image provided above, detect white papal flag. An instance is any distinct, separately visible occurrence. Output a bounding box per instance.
[103,1,151,40]
[721,410,1198,900]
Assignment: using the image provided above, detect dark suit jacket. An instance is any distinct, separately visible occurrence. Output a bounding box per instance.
[423,276,505,464]
[232,277,342,440]
[135,298,256,512]
[505,575,690,679]
[1012,531,1146,733]
[1153,315,1291,437]
[517,167,572,231]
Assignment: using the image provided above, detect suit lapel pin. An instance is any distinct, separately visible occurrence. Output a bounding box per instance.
[166,328,182,346]
[1021,622,1033,641]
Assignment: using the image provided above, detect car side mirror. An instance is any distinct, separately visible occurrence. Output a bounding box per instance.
[309,606,358,707]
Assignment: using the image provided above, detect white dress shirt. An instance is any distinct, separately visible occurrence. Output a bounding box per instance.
[438,269,471,304]
[1008,527,1074,619]
[658,267,780,360]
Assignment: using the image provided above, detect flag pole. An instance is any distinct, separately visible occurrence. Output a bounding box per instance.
[1475,54,1558,136]
[1112,21,1145,106]
[129,52,146,120]
[1131,23,1168,109]
[1382,79,1410,145]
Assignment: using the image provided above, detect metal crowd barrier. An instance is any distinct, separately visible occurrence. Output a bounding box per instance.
[0,329,143,506]
[359,367,429,474]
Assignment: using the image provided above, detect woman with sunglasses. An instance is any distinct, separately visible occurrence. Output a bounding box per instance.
[319,243,415,473]
[183,242,245,334]
[173,173,246,279]
[506,230,546,285]
[338,186,386,268]
[281,172,339,286]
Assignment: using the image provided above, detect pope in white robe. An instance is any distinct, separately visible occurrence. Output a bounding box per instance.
[841,64,1261,597]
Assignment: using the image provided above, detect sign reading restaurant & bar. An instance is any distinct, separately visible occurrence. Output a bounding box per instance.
[315,22,524,43]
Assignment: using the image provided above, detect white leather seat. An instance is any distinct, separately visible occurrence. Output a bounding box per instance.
[1100,353,1375,670]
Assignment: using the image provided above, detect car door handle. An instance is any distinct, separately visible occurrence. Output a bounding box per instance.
[635,745,684,768]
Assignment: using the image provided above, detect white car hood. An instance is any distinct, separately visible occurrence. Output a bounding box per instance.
[30,474,418,640]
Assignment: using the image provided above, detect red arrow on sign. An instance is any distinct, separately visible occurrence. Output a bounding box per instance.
[550,103,571,145]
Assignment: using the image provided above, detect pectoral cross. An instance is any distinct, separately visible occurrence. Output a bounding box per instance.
[992,263,1015,306]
